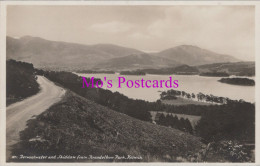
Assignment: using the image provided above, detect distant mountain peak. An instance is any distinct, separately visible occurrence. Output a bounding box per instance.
[92,43,124,47]
[19,35,45,41]
[155,45,239,66]
[176,45,200,49]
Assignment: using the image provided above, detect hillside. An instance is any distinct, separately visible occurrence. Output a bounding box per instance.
[95,53,180,70]
[6,36,143,70]
[12,91,205,162]
[197,62,255,76]
[155,45,238,66]
[130,65,199,75]
[6,60,39,105]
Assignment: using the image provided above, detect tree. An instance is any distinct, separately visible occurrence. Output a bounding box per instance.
[184,119,193,134]
[181,91,185,97]
[156,114,166,126]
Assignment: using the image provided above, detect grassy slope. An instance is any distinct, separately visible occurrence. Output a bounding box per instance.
[12,90,204,162]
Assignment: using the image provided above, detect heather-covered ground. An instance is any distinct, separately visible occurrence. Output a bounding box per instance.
[11,91,205,162]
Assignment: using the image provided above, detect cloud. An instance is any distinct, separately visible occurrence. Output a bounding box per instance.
[89,21,133,34]
[145,6,254,60]
[128,32,152,40]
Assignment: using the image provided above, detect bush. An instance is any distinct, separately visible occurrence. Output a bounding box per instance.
[216,140,252,162]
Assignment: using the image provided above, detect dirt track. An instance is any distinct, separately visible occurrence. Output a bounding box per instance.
[6,76,65,160]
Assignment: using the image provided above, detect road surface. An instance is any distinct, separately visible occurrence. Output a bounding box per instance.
[6,76,65,160]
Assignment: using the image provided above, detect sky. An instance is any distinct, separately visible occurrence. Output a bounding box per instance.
[7,5,255,61]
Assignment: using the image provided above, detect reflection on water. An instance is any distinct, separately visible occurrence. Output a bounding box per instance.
[77,73,255,103]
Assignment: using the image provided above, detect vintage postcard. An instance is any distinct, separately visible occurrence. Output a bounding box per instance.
[0,1,259,165]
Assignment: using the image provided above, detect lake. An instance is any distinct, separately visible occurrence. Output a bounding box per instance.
[76,73,255,103]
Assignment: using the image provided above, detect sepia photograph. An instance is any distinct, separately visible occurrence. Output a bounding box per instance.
[0,2,259,164]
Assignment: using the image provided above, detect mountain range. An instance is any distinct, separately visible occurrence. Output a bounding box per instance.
[7,36,239,70]
[95,53,180,70]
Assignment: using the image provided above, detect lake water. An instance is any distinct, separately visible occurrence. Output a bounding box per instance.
[76,73,255,103]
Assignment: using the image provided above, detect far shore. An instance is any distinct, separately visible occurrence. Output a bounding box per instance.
[161,98,214,106]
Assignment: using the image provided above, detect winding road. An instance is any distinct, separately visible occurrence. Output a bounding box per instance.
[6,76,65,160]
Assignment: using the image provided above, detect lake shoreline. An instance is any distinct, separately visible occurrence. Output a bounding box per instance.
[161,98,214,106]
[76,73,255,103]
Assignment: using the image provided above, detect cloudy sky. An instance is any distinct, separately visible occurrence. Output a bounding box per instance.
[7,5,255,60]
